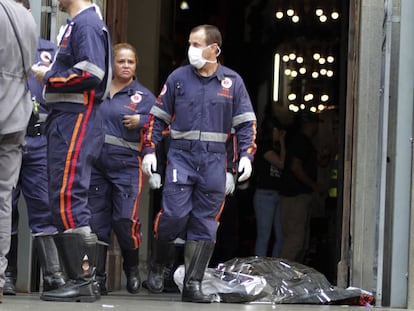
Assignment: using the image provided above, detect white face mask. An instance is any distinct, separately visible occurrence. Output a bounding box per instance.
[188,45,221,69]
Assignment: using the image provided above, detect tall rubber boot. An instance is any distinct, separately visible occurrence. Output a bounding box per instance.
[142,239,175,293]
[182,240,215,303]
[122,248,140,294]
[34,235,66,292]
[40,233,100,302]
[4,234,18,295]
[163,243,184,293]
[95,242,108,295]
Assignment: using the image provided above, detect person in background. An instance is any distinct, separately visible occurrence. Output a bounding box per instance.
[3,0,66,297]
[88,43,155,295]
[253,116,286,258]
[0,0,37,303]
[31,0,112,303]
[141,24,256,303]
[279,111,322,263]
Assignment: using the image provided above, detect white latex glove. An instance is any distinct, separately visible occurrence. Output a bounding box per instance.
[149,173,162,189]
[237,156,252,182]
[225,172,235,195]
[31,63,50,83]
[142,153,157,177]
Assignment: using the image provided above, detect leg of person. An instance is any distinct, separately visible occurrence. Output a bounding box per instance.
[109,151,142,294]
[94,241,108,295]
[4,183,21,296]
[144,151,194,294]
[3,234,18,295]
[43,110,103,302]
[20,134,66,292]
[253,189,275,257]
[279,194,312,262]
[163,240,184,293]
[0,132,25,303]
[34,235,66,292]
[181,151,225,303]
[89,163,113,296]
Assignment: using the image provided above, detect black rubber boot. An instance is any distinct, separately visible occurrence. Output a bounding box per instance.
[181,240,215,303]
[122,248,140,294]
[4,234,18,295]
[34,235,66,292]
[142,239,174,293]
[40,233,100,302]
[163,243,183,293]
[95,242,108,295]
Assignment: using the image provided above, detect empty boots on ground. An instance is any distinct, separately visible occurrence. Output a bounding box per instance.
[182,240,215,303]
[40,233,100,302]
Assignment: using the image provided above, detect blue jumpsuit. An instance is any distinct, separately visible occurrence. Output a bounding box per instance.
[89,80,155,249]
[11,38,56,235]
[42,7,112,232]
[143,64,257,242]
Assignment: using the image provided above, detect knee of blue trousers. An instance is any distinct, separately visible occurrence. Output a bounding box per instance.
[156,214,189,241]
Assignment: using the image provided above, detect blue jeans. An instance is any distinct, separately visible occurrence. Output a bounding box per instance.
[253,188,283,257]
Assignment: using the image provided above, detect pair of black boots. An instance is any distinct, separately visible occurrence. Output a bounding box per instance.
[4,234,66,296]
[95,245,141,295]
[40,233,100,302]
[145,239,215,303]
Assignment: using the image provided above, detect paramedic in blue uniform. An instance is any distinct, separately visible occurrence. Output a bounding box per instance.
[142,24,257,303]
[88,43,154,295]
[31,0,112,303]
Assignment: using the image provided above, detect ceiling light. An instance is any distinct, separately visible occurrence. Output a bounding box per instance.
[284,69,292,76]
[321,94,329,102]
[282,55,290,62]
[319,15,328,23]
[289,53,296,60]
[327,70,334,77]
[320,68,327,75]
[313,53,320,60]
[299,67,306,74]
[276,11,284,19]
[312,71,319,78]
[318,57,326,64]
[291,70,298,77]
[179,1,189,10]
[327,56,335,63]
[292,15,300,23]
[288,93,297,101]
[296,56,304,63]
[310,106,317,113]
[287,9,294,17]
[315,9,323,16]
[331,12,339,19]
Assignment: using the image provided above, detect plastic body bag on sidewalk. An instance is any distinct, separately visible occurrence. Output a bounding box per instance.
[174,257,375,305]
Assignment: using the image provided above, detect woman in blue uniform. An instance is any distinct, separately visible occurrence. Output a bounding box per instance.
[88,43,155,294]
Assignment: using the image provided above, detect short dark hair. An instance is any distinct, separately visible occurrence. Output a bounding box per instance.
[15,0,30,10]
[191,24,222,47]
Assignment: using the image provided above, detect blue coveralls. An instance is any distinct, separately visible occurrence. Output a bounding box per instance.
[143,64,257,242]
[11,38,56,235]
[89,80,155,249]
[42,7,112,232]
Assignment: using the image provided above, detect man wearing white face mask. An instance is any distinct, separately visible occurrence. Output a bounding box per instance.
[142,24,257,303]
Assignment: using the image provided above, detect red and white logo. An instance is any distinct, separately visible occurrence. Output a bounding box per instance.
[131,93,142,104]
[221,77,232,89]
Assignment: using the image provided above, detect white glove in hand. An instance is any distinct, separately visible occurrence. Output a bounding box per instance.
[225,172,236,195]
[142,153,157,176]
[149,173,162,189]
[237,156,252,182]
